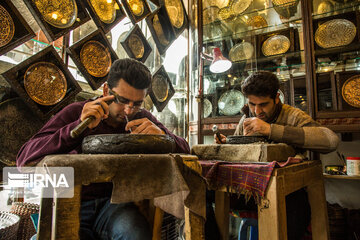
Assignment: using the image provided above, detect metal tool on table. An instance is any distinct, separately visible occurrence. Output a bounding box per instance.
[212,125,223,144]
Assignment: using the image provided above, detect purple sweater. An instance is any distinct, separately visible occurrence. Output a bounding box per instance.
[16,100,190,200]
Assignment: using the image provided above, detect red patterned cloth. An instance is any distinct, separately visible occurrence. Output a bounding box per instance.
[199,157,303,201]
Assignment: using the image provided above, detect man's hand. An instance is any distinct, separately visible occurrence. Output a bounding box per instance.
[80,95,114,129]
[125,118,165,135]
[214,133,227,144]
[243,117,271,137]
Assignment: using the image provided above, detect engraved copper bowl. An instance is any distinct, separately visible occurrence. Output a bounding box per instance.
[152,74,169,102]
[153,14,169,46]
[33,0,78,28]
[202,6,220,25]
[246,15,268,28]
[271,0,299,19]
[164,0,184,29]
[24,62,67,106]
[0,5,15,47]
[127,0,144,16]
[90,0,116,24]
[80,40,112,78]
[229,42,254,62]
[315,19,356,49]
[342,75,360,108]
[128,34,144,59]
[262,34,290,56]
[231,0,252,15]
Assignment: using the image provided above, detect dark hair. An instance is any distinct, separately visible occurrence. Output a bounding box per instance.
[241,71,280,100]
[107,58,151,90]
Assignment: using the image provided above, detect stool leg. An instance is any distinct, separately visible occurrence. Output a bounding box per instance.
[37,188,53,240]
[185,207,205,240]
[152,207,164,240]
[215,191,230,240]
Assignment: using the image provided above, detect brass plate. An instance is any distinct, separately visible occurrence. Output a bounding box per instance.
[153,14,169,46]
[247,15,268,28]
[315,19,356,49]
[271,0,299,19]
[80,40,112,78]
[90,0,116,24]
[0,5,15,48]
[24,62,67,106]
[218,6,235,21]
[272,0,298,7]
[342,75,360,108]
[317,1,334,14]
[218,89,245,116]
[203,6,219,25]
[127,0,144,16]
[203,0,230,9]
[164,0,184,29]
[33,0,78,28]
[203,98,212,118]
[128,34,144,59]
[231,0,252,15]
[152,73,169,102]
[229,42,254,62]
[262,34,290,56]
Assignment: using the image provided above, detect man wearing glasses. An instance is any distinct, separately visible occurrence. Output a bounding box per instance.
[17,58,190,240]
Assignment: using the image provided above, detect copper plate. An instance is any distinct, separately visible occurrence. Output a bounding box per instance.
[127,0,144,16]
[33,0,78,28]
[128,34,144,59]
[152,73,169,102]
[164,0,184,29]
[0,5,15,48]
[203,6,219,25]
[80,40,112,78]
[24,62,67,106]
[231,0,252,15]
[342,75,360,108]
[315,19,356,49]
[262,34,290,56]
[153,14,169,46]
[90,0,116,24]
[229,42,254,62]
[246,15,268,28]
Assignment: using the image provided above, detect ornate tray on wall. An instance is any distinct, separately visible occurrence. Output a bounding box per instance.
[149,65,175,112]
[84,0,126,33]
[119,25,152,63]
[336,71,360,111]
[67,29,118,90]
[0,0,36,56]
[121,0,151,24]
[146,7,176,55]
[22,0,91,42]
[1,46,81,120]
[159,0,189,38]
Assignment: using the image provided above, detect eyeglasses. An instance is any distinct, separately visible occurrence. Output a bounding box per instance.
[108,89,143,112]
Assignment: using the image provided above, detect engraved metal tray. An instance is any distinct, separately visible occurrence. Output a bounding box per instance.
[89,0,116,24]
[262,34,290,56]
[342,75,360,108]
[229,42,254,62]
[164,0,184,29]
[0,4,15,47]
[218,89,245,116]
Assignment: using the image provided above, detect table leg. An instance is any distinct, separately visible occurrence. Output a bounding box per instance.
[185,207,205,240]
[152,207,164,240]
[215,191,230,240]
[37,189,53,240]
[258,176,287,240]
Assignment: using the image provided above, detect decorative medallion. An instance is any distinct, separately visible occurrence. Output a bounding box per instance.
[152,73,169,102]
[218,89,245,116]
[229,42,254,62]
[127,0,144,16]
[153,14,169,46]
[246,15,268,28]
[231,0,252,15]
[315,19,356,49]
[203,98,212,118]
[262,34,290,56]
[24,62,67,106]
[202,6,219,25]
[90,0,116,24]
[317,1,334,14]
[128,34,145,59]
[342,75,360,108]
[0,5,15,48]
[164,0,184,29]
[33,0,78,28]
[80,40,112,78]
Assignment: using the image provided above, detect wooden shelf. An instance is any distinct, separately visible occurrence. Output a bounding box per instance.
[323,174,360,180]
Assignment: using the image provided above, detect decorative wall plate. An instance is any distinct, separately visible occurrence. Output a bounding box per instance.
[317,1,334,14]
[152,73,169,102]
[271,0,299,19]
[231,0,252,15]
[246,15,268,28]
[24,62,67,106]
[0,4,15,47]
[120,25,151,62]
[33,0,78,28]
[203,6,219,25]
[153,14,170,46]
[127,0,145,16]
[203,98,212,118]
[342,75,360,108]
[164,0,184,29]
[229,42,254,62]
[128,34,145,59]
[315,19,356,49]
[89,0,116,24]
[262,34,290,56]
[218,89,245,116]
[204,0,230,9]
[218,6,235,21]
[80,40,112,78]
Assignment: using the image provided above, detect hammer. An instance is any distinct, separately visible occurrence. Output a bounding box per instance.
[212,125,223,144]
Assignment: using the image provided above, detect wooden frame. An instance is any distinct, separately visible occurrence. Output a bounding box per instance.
[83,0,126,33]
[335,71,360,114]
[149,65,175,112]
[158,0,189,38]
[120,24,152,63]
[22,0,91,42]
[67,29,118,90]
[145,7,176,55]
[314,71,337,114]
[120,0,151,24]
[0,0,36,56]
[1,46,81,120]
